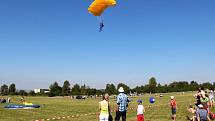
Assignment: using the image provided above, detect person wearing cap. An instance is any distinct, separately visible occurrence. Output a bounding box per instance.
[115,87,130,121]
[169,96,177,121]
[137,99,145,121]
[99,93,111,121]
[196,104,211,121]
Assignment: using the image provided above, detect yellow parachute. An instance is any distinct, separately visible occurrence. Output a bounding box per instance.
[88,0,117,16]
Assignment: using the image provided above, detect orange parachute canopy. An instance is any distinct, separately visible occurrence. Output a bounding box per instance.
[88,0,117,16]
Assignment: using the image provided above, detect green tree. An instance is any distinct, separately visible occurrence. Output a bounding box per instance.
[29,90,36,96]
[190,81,199,91]
[71,84,81,95]
[85,86,97,96]
[168,82,179,92]
[177,81,190,92]
[62,80,71,96]
[96,89,104,96]
[9,83,16,95]
[117,83,130,94]
[213,82,215,90]
[201,82,213,90]
[0,84,9,95]
[105,83,117,95]
[148,77,157,93]
[163,84,169,93]
[133,86,141,94]
[156,83,162,93]
[19,90,28,96]
[80,84,86,95]
[49,82,62,96]
[155,83,168,93]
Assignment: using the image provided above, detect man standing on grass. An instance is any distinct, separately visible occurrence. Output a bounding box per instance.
[170,96,177,121]
[115,87,130,121]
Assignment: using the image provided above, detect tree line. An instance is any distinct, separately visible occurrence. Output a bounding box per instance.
[1,77,215,96]
[48,81,103,97]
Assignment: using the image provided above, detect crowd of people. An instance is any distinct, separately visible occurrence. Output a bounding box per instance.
[187,87,215,121]
[98,87,215,121]
[1,87,214,121]
[98,87,131,121]
[98,87,177,121]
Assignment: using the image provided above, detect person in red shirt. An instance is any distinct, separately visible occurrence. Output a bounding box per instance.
[169,96,177,121]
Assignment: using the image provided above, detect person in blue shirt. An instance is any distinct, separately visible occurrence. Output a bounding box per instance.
[115,87,130,121]
[196,104,211,121]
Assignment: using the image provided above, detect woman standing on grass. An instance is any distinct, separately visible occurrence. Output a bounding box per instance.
[99,93,111,121]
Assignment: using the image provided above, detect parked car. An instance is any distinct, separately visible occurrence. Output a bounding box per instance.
[76,96,86,99]
[0,99,6,103]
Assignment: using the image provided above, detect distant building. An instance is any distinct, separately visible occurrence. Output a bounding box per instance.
[34,89,50,93]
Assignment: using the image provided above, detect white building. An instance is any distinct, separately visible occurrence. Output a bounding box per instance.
[34,89,50,93]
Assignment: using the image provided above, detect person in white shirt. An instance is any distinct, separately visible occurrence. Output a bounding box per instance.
[137,99,145,121]
[209,90,214,107]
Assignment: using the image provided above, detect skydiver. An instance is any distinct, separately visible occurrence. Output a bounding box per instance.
[99,21,104,32]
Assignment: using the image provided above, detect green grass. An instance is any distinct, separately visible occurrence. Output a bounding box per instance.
[0,92,212,121]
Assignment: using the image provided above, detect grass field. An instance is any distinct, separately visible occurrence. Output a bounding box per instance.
[0,92,213,121]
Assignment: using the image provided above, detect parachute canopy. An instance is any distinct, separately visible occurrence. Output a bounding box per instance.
[88,0,117,16]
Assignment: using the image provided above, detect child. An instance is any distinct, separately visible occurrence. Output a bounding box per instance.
[187,105,197,121]
[170,96,177,121]
[137,99,145,121]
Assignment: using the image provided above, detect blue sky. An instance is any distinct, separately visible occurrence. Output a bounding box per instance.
[0,0,215,89]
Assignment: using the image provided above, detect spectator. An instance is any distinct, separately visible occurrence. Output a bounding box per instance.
[170,96,177,121]
[209,90,214,107]
[99,93,111,121]
[196,104,210,121]
[187,105,197,121]
[115,87,130,121]
[137,99,145,121]
[200,94,209,112]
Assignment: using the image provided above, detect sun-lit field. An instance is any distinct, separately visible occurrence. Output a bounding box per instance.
[0,92,213,121]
